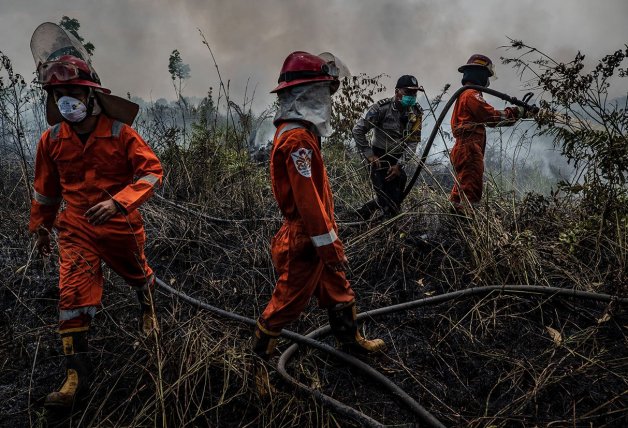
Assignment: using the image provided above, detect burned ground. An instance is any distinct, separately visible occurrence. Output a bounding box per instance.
[1,40,627,428]
[1,189,626,427]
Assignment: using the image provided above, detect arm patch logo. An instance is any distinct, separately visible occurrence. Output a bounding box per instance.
[291,148,313,178]
[474,92,487,104]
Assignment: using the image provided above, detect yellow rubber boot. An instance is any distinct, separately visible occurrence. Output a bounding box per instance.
[251,324,280,396]
[328,302,386,353]
[137,290,159,337]
[355,330,386,352]
[44,332,90,408]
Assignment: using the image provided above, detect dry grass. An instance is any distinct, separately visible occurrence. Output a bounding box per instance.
[1,58,626,425]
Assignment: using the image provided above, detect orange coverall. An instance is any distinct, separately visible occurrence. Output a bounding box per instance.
[29,115,163,333]
[257,123,355,334]
[449,89,518,207]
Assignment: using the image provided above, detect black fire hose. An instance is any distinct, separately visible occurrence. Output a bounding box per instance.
[155,278,443,428]
[157,276,626,427]
[278,284,626,427]
[401,85,539,201]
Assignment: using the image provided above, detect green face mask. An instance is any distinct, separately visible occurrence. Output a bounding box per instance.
[400,95,416,107]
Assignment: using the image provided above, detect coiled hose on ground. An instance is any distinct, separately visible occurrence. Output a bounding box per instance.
[155,278,442,427]
[157,277,626,427]
[151,87,622,426]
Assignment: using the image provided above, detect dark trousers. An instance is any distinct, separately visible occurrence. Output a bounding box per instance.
[360,147,407,217]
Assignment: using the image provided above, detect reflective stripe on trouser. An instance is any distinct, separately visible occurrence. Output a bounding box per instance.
[449,136,486,205]
[56,206,154,332]
[258,221,355,333]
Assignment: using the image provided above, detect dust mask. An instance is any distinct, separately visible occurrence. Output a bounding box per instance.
[57,96,88,123]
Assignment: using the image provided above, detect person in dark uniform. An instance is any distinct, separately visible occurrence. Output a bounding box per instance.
[352,75,424,219]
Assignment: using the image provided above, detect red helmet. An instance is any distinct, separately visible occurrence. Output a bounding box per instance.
[38,55,111,93]
[271,51,340,94]
[458,54,495,77]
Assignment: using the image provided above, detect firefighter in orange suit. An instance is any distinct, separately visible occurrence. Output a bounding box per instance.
[252,51,385,362]
[28,23,162,409]
[450,54,529,212]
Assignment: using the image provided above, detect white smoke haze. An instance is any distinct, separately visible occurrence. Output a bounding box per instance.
[1,0,626,110]
[1,0,625,188]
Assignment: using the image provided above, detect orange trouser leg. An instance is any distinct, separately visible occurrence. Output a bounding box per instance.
[57,210,103,333]
[449,139,485,206]
[56,208,155,333]
[97,210,154,291]
[258,222,355,333]
[315,264,355,308]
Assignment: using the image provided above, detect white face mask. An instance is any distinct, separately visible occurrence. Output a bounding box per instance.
[57,96,88,123]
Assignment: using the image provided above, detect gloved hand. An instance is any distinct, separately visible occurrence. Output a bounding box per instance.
[516,106,537,119]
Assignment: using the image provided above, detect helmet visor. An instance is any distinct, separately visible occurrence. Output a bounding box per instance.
[318,52,351,78]
[488,62,497,80]
[322,62,339,78]
[31,22,91,67]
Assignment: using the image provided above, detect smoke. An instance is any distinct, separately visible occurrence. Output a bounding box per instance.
[0,0,626,112]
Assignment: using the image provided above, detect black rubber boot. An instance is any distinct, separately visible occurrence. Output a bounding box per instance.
[328,302,386,353]
[44,331,90,409]
[356,199,380,220]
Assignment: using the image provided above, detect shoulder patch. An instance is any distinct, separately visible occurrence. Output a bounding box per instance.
[377,98,391,107]
[290,147,313,178]
[111,120,125,138]
[473,91,487,103]
[365,108,379,121]
[49,123,62,140]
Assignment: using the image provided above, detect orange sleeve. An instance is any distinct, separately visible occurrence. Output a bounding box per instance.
[466,91,519,127]
[111,125,163,213]
[29,133,62,233]
[282,130,345,265]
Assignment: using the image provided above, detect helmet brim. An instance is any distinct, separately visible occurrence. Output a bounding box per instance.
[271,76,338,94]
[44,79,111,94]
[458,64,495,77]
[396,85,425,91]
[45,90,139,126]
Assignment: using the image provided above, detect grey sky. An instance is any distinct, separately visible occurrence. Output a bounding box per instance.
[1,0,627,112]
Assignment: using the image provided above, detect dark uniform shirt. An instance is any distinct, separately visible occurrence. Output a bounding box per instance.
[352,97,423,162]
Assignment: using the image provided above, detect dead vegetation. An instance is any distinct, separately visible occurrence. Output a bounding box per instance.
[1,41,627,427]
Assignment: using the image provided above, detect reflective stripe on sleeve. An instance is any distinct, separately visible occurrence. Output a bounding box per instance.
[59,306,98,321]
[111,120,124,138]
[137,174,159,186]
[311,229,338,247]
[33,189,62,206]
